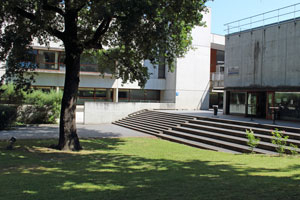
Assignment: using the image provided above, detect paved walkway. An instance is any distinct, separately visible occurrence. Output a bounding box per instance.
[161,109,300,128]
[2,110,300,140]
[0,124,150,140]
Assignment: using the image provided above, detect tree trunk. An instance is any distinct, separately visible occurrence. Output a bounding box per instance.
[57,44,82,151]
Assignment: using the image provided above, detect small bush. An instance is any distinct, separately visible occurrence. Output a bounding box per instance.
[1,84,62,124]
[289,143,299,156]
[0,105,17,130]
[20,90,62,124]
[0,84,25,104]
[246,129,260,153]
[271,129,289,156]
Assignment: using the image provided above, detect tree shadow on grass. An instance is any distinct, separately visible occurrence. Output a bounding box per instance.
[1,139,300,200]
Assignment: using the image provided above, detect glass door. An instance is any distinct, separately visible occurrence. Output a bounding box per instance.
[247,92,266,118]
[266,92,275,119]
[247,93,257,116]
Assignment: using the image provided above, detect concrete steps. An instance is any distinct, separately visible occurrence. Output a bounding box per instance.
[113,110,300,154]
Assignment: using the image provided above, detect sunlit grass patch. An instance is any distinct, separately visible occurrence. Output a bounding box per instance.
[1,138,300,200]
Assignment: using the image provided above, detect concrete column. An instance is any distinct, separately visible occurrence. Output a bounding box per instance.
[56,86,60,92]
[113,88,119,102]
[223,91,230,115]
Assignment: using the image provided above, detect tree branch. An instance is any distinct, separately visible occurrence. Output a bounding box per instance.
[15,7,36,21]
[42,0,65,16]
[15,6,65,41]
[84,17,112,49]
[47,27,65,41]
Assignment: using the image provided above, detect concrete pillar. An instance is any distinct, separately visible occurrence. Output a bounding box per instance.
[56,86,60,92]
[223,91,230,115]
[113,88,119,102]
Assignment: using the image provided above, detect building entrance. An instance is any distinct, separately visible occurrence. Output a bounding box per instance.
[247,92,266,118]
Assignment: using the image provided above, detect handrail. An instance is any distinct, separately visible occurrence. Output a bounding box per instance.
[224,3,300,35]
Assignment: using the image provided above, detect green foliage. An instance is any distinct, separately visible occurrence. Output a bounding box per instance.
[0,84,62,124]
[0,0,208,87]
[271,129,289,156]
[246,129,260,153]
[289,143,299,156]
[0,105,17,130]
[0,84,25,104]
[20,90,63,124]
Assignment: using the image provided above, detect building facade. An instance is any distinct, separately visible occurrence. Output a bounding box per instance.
[0,9,225,111]
[224,15,300,121]
[209,34,225,109]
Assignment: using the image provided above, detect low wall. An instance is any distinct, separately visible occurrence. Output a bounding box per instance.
[84,102,175,124]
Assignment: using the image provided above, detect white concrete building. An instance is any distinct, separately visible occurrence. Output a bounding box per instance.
[0,9,225,123]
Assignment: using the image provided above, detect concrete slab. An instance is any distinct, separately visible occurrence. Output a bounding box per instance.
[159,109,300,129]
[0,124,151,140]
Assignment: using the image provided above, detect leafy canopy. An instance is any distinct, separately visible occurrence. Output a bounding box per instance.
[0,0,208,87]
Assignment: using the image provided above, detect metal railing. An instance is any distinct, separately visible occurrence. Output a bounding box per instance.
[224,3,300,35]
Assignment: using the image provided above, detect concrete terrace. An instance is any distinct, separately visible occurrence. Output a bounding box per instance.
[161,109,300,129]
[1,110,299,142]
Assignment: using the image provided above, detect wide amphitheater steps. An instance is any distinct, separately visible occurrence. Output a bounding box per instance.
[113,110,300,155]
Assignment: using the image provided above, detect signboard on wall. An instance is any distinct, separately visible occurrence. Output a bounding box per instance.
[228,66,239,75]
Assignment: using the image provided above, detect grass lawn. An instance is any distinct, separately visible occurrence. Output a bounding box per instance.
[1,137,300,200]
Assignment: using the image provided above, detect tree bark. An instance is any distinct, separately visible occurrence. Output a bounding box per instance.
[57,45,82,151]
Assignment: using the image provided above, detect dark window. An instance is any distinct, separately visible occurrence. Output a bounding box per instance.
[20,50,38,68]
[58,52,65,69]
[131,90,145,101]
[275,92,300,121]
[80,53,99,72]
[37,50,57,70]
[216,50,225,64]
[158,57,166,79]
[78,90,94,98]
[146,90,160,101]
[95,90,106,98]
[119,90,129,98]
[230,92,246,104]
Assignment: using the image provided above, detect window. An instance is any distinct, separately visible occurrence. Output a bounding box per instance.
[219,66,225,73]
[158,57,166,79]
[118,90,129,102]
[80,54,99,72]
[78,89,94,98]
[95,89,106,98]
[145,90,160,101]
[20,50,38,68]
[130,90,145,102]
[230,92,246,114]
[275,92,300,121]
[58,52,65,70]
[216,50,225,64]
[37,50,57,70]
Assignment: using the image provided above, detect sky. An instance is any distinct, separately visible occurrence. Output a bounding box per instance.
[206,0,300,35]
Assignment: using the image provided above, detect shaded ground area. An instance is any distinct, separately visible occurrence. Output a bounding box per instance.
[0,124,150,140]
[1,138,300,200]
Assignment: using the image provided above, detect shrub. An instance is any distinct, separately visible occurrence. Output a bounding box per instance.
[1,84,62,124]
[20,90,62,124]
[0,105,17,130]
[0,84,25,104]
[289,143,299,156]
[271,129,289,156]
[246,129,260,153]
